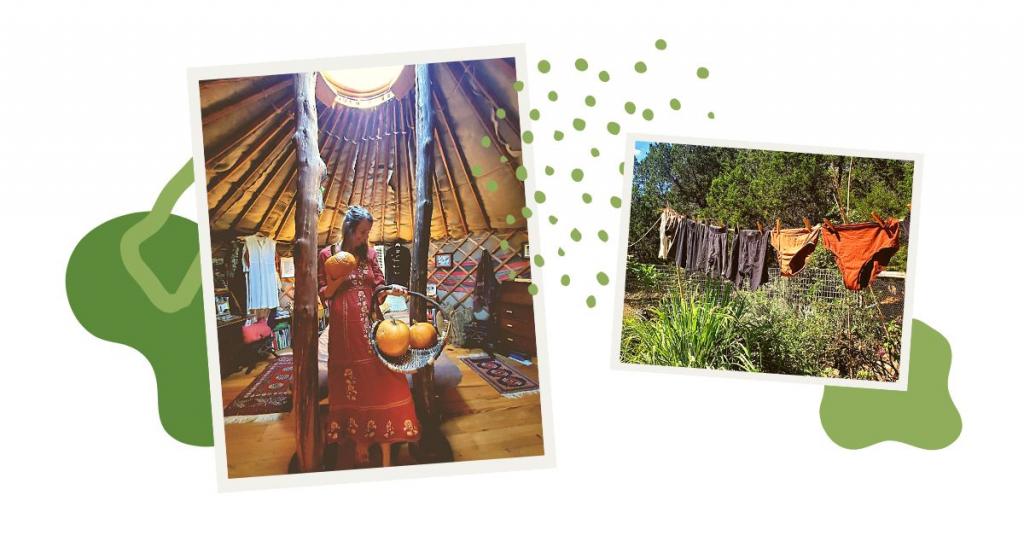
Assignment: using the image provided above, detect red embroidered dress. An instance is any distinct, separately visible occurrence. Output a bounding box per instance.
[318,246,421,446]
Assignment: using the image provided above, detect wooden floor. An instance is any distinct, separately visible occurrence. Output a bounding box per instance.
[221,346,543,478]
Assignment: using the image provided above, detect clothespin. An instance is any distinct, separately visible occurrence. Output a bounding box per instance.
[802,217,812,231]
[871,211,885,226]
[775,218,781,235]
[823,218,835,232]
[907,203,912,213]
[756,222,764,233]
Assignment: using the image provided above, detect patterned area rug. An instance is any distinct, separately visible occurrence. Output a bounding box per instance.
[223,355,293,423]
[460,353,539,398]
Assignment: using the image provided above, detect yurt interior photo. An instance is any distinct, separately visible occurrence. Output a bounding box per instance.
[198,56,543,477]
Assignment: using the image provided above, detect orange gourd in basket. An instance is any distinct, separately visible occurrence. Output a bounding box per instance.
[409,322,438,349]
[324,251,357,279]
[376,319,411,358]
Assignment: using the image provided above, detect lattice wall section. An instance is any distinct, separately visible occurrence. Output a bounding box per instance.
[426,230,531,314]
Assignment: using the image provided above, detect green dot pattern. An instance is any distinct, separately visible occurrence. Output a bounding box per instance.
[500,156,508,163]
[642,109,654,121]
[548,215,558,224]
[697,66,709,79]
[635,61,647,73]
[505,214,516,225]
[582,193,592,204]
[624,101,636,114]
[610,196,622,208]
[707,111,715,119]
[528,283,539,295]
[533,254,545,267]
[585,95,596,107]
[598,230,609,242]
[481,136,492,148]
[655,39,667,50]
[571,168,584,182]
[538,60,551,73]
[557,247,565,256]
[534,191,546,203]
[670,98,681,110]
[500,239,510,250]
[547,91,558,102]
[521,206,533,218]
[607,122,620,135]
[522,131,534,143]
[597,272,609,285]
[544,165,554,176]
[471,164,483,176]
[590,148,600,157]
[560,274,571,286]
[598,71,610,82]
[496,108,506,119]
[553,130,564,141]
[570,228,582,241]
[573,118,586,131]
[586,295,596,308]
[515,166,528,181]
[513,80,525,91]
[575,58,588,71]
[529,109,540,120]
[485,180,498,192]
[618,162,625,175]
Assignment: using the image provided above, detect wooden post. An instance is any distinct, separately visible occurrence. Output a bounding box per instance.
[291,72,325,473]
[409,64,453,463]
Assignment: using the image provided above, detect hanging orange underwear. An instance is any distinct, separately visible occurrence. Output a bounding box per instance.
[821,219,901,291]
[769,225,821,277]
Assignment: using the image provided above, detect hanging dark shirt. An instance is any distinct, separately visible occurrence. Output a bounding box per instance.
[384,243,411,286]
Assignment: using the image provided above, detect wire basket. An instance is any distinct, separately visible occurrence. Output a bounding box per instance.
[369,286,451,374]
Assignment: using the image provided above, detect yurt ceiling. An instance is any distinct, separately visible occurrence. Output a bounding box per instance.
[201,57,524,246]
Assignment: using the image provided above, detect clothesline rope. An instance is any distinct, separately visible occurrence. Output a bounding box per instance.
[628,219,661,249]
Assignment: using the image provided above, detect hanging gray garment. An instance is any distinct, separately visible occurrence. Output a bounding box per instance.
[730,229,771,290]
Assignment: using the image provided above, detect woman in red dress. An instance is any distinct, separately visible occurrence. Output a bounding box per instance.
[318,206,420,467]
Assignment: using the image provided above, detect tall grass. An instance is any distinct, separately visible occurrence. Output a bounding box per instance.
[621,292,758,372]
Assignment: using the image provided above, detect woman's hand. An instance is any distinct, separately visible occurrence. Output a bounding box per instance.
[387,285,409,297]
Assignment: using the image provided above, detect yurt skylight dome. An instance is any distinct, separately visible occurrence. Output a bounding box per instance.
[321,66,405,109]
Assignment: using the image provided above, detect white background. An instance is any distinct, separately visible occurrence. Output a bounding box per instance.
[3,1,1023,533]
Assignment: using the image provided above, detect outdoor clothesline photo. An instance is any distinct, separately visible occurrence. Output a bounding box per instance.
[617,139,918,385]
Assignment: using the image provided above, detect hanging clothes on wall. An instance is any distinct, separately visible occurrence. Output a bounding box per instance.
[384,243,411,287]
[243,234,280,311]
[821,219,901,291]
[769,225,821,277]
[728,229,771,291]
[472,250,498,324]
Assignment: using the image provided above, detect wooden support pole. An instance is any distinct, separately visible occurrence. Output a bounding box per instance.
[409,64,453,463]
[290,72,325,473]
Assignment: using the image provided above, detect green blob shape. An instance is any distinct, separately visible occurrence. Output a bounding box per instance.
[624,101,636,114]
[66,161,212,447]
[544,165,555,176]
[574,58,589,71]
[500,239,510,251]
[642,109,654,121]
[596,272,610,285]
[598,230,609,241]
[534,190,546,203]
[560,274,571,286]
[670,98,681,110]
[607,122,621,135]
[557,247,565,256]
[707,111,716,119]
[471,164,483,176]
[618,162,625,175]
[522,130,534,143]
[610,196,622,208]
[585,95,596,107]
[572,118,586,131]
[500,156,508,163]
[696,66,710,79]
[582,193,592,204]
[548,215,558,224]
[820,320,962,450]
[496,108,506,119]
[586,295,597,308]
[570,228,582,241]
[527,283,539,296]
[553,130,565,141]
[485,180,498,192]
[547,90,558,102]
[515,165,528,181]
[655,38,667,50]
[590,148,600,157]
[634,61,647,73]
[530,108,541,121]
[505,214,516,225]
[513,80,525,91]
[521,206,533,218]
[481,135,492,148]
[533,254,545,267]
[598,70,610,82]
[571,168,584,182]
[538,59,551,73]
